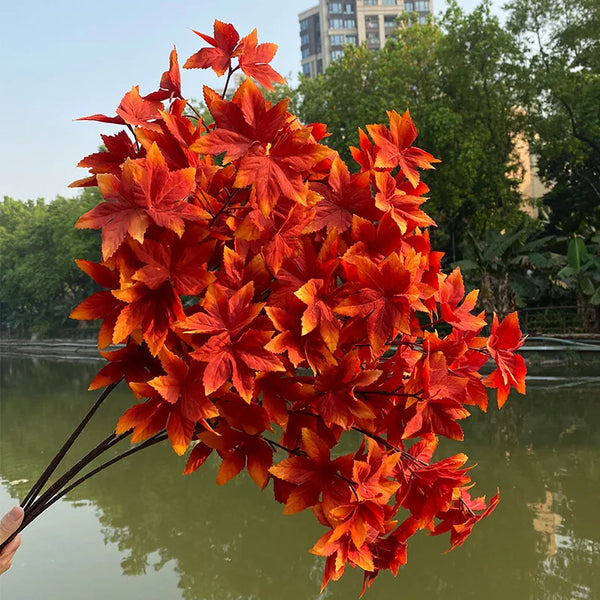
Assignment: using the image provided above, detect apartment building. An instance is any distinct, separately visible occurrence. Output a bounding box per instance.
[299,0,433,77]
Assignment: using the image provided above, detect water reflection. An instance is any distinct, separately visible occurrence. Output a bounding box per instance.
[529,491,562,556]
[0,357,598,599]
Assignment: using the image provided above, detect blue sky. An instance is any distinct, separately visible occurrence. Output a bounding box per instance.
[1,0,496,201]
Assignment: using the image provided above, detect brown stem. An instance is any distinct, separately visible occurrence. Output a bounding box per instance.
[459,496,477,518]
[208,188,240,228]
[20,380,121,510]
[184,100,211,133]
[26,431,132,517]
[220,66,240,100]
[0,431,168,552]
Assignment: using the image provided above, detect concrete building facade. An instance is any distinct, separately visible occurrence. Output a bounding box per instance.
[299,0,433,77]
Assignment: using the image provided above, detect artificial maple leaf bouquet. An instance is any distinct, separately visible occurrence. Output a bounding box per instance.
[3,20,527,594]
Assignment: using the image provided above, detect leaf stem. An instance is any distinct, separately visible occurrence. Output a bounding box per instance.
[220,66,240,100]
[0,431,168,552]
[20,380,121,510]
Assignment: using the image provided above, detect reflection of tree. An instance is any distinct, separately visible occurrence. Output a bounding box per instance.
[1,357,599,599]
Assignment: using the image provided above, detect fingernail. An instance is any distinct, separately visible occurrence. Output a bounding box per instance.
[7,507,23,523]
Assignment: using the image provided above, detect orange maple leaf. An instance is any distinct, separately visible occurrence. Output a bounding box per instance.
[235,28,286,90]
[367,110,440,187]
[76,143,199,259]
[373,171,436,235]
[483,312,526,407]
[184,21,240,76]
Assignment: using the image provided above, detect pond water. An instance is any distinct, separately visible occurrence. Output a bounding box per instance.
[0,357,598,600]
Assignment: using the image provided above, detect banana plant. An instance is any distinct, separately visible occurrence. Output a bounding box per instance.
[455,219,562,317]
[557,234,600,305]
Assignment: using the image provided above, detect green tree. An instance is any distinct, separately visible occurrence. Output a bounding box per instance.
[507,0,600,235]
[296,43,381,164]
[0,189,101,337]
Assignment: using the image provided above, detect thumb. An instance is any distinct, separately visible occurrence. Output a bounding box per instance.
[0,507,24,545]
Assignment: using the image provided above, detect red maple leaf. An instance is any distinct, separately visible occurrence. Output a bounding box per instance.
[69,259,125,349]
[75,130,138,182]
[148,348,219,454]
[336,253,423,352]
[262,203,315,274]
[131,232,216,296]
[350,127,377,173]
[116,86,164,132]
[112,281,185,355]
[367,110,440,186]
[191,79,289,162]
[116,396,170,444]
[438,268,486,333]
[483,312,526,407]
[234,128,331,214]
[402,351,470,440]
[311,352,381,428]
[144,47,182,101]
[76,143,199,259]
[308,157,377,234]
[373,171,436,234]
[269,429,353,514]
[294,278,340,354]
[199,424,274,488]
[88,340,161,390]
[397,452,472,528]
[181,283,284,400]
[265,301,336,372]
[184,21,240,76]
[432,488,500,550]
[235,28,286,90]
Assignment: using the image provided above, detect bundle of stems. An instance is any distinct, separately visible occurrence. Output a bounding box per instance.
[0,380,168,552]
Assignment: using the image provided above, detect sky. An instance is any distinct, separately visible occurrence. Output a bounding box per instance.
[1,0,496,202]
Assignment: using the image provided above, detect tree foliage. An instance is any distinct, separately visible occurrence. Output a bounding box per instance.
[507,0,600,234]
[0,190,101,337]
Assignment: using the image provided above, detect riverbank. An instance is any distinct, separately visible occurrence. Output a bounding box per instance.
[0,339,103,362]
[2,335,600,366]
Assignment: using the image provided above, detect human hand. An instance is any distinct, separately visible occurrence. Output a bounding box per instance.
[0,506,24,575]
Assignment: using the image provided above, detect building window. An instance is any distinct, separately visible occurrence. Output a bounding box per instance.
[331,49,345,60]
[300,32,310,45]
[300,19,309,31]
[418,14,428,24]
[317,59,323,74]
[365,15,379,29]
[329,18,344,28]
[329,2,343,12]
[302,63,312,76]
[330,34,345,45]
[344,3,355,13]
[364,0,378,5]
[384,15,397,27]
[344,18,356,27]
[301,47,312,58]
[346,34,358,44]
[414,0,429,10]
[383,0,398,4]
[404,1,414,10]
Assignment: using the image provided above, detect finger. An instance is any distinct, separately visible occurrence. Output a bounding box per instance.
[0,556,13,575]
[0,533,21,557]
[0,507,24,545]
[0,533,21,575]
